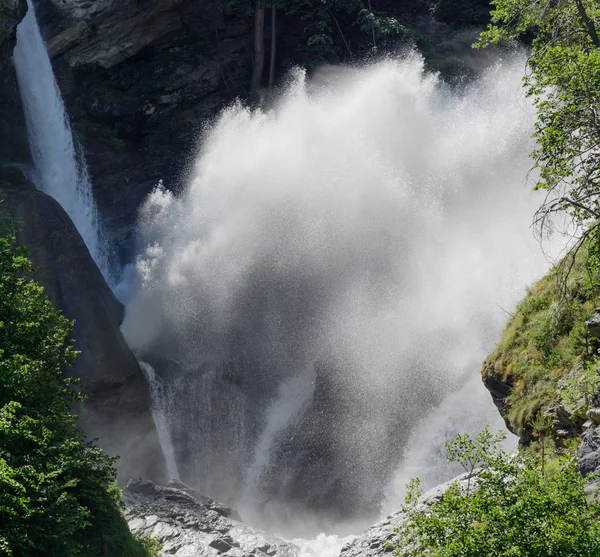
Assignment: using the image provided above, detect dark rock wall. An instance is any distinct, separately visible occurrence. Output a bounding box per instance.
[0,167,165,484]
[36,0,252,261]
[0,0,29,165]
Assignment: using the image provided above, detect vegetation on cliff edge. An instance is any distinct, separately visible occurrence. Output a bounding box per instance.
[476,0,600,448]
[482,239,600,441]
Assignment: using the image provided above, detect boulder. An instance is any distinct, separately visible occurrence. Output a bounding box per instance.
[578,427,600,500]
[0,167,165,484]
[124,479,299,557]
[586,407,600,426]
[586,308,600,339]
[544,401,586,439]
[578,427,600,477]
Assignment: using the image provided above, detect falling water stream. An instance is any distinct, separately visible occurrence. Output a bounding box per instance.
[13,0,113,284]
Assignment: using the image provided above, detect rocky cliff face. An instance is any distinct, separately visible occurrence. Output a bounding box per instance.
[34,0,251,261]
[0,1,164,483]
[0,0,28,165]
[0,167,165,483]
[480,249,600,446]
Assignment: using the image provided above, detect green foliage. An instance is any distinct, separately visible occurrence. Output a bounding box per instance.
[0,237,157,557]
[396,429,600,557]
[445,427,506,492]
[476,0,600,242]
[482,240,600,438]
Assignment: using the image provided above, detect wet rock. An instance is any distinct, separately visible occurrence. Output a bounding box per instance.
[124,480,299,557]
[586,308,600,339]
[0,167,165,484]
[0,0,26,50]
[33,0,250,261]
[261,351,446,523]
[587,407,600,426]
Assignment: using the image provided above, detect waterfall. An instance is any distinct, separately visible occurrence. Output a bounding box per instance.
[122,54,551,536]
[13,0,112,283]
[140,362,180,482]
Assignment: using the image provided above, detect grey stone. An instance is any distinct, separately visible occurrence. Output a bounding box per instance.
[544,401,585,438]
[586,309,600,339]
[587,408,600,426]
[125,480,299,557]
[578,427,600,477]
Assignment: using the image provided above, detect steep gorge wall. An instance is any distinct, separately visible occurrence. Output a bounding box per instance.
[480,245,600,448]
[0,0,28,164]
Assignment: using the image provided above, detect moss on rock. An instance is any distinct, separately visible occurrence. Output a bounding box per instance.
[482,241,600,443]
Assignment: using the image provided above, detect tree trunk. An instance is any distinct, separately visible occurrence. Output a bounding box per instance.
[251,4,265,91]
[367,0,377,49]
[269,2,276,89]
[575,0,600,47]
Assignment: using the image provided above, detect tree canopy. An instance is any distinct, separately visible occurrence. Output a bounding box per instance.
[0,236,156,557]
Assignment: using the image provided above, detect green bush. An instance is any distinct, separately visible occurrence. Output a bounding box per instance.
[396,428,600,557]
[0,237,157,557]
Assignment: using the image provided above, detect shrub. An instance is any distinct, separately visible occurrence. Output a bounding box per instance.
[396,428,600,557]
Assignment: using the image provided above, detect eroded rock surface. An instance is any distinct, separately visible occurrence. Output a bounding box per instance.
[125,480,299,557]
[35,0,250,261]
[578,426,600,502]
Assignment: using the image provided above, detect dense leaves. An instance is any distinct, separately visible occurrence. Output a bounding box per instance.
[0,237,155,557]
[397,428,600,557]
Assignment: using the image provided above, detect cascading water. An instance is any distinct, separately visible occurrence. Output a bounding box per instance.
[140,362,180,482]
[122,53,552,543]
[13,0,112,283]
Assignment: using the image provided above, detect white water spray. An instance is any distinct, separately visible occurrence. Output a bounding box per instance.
[239,373,315,522]
[382,375,517,515]
[123,54,552,535]
[13,0,112,282]
[140,362,180,481]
